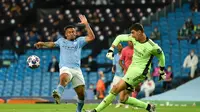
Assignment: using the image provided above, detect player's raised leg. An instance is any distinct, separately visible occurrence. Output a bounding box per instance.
[53,67,72,104]
[74,85,85,112]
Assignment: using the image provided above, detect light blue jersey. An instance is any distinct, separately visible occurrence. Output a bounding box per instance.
[113,53,124,77]
[54,36,87,68]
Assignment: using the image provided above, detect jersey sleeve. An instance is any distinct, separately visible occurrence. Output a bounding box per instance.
[77,36,87,48]
[152,44,165,67]
[54,38,62,47]
[112,34,135,46]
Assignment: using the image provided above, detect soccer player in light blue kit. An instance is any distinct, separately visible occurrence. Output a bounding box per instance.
[111,43,124,89]
[34,14,95,112]
[110,43,125,108]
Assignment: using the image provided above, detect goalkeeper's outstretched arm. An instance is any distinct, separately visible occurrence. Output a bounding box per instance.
[152,45,165,68]
[156,49,165,68]
[34,42,55,49]
[111,34,132,48]
[106,34,132,60]
[152,46,166,80]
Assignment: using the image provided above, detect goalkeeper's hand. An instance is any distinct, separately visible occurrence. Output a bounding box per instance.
[106,47,114,60]
[159,67,166,81]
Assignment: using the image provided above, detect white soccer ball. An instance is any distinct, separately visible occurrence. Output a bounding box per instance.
[27,55,40,69]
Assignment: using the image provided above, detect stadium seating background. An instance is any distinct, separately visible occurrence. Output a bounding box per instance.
[0,0,199,100]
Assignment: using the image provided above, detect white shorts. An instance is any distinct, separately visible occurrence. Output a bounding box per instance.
[110,75,122,88]
[60,67,85,88]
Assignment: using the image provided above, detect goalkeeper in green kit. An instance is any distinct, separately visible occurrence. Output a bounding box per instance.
[86,23,166,112]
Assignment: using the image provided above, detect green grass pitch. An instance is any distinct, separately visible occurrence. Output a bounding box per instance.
[0,104,199,112]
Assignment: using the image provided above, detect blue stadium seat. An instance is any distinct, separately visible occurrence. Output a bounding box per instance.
[97,55,106,64]
[98,67,106,72]
[176,12,184,18]
[2,50,12,55]
[151,21,159,28]
[179,40,189,51]
[0,81,4,96]
[181,68,190,78]
[188,44,197,49]
[183,4,190,10]
[13,85,22,96]
[81,49,92,59]
[32,89,40,96]
[144,26,152,32]
[192,16,200,24]
[180,52,188,64]
[153,40,161,46]
[42,49,52,55]
[88,72,98,84]
[159,17,167,23]
[168,13,175,18]
[175,8,182,12]
[168,17,175,23]
[105,58,112,64]
[22,90,31,96]
[26,49,35,55]
[85,90,94,100]
[193,12,200,18]
[105,72,113,82]
[0,74,5,81]
[184,12,192,18]
[52,50,59,55]
[175,17,185,29]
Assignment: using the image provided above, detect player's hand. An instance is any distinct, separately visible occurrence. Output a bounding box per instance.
[34,42,43,49]
[78,14,89,26]
[106,48,114,60]
[159,69,166,81]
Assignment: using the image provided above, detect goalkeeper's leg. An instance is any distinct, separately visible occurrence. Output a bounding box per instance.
[119,70,156,112]
[89,79,127,112]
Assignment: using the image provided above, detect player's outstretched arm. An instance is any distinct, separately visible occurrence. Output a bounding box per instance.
[34,42,55,49]
[152,46,166,80]
[106,34,131,60]
[78,14,95,42]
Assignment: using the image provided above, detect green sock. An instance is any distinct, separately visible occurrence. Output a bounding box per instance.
[124,97,148,109]
[95,93,116,112]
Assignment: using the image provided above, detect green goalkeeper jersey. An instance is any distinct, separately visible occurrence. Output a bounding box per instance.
[112,34,165,74]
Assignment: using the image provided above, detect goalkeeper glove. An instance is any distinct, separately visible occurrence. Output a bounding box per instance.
[159,67,166,81]
[106,47,114,60]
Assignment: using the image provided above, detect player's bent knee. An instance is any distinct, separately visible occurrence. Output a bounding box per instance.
[119,97,125,103]
[61,73,71,81]
[60,73,70,79]
[60,73,71,86]
[111,84,120,94]
[119,96,128,104]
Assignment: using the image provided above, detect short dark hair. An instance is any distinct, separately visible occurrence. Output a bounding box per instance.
[64,25,75,31]
[129,23,144,32]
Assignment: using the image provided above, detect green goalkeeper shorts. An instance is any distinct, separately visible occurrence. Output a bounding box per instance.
[122,66,147,88]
